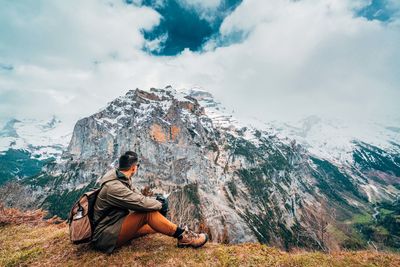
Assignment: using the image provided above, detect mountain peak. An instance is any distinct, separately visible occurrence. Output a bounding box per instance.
[41,115,62,130]
[0,118,21,138]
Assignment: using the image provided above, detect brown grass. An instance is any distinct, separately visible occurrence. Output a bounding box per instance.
[0,204,63,227]
[1,223,400,267]
[0,206,399,267]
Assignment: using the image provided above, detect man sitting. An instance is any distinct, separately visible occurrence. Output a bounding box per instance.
[91,151,208,253]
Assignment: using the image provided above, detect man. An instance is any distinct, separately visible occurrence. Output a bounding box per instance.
[92,151,208,253]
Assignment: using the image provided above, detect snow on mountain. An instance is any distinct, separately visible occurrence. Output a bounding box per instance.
[0,115,72,160]
[187,87,265,146]
[261,115,400,165]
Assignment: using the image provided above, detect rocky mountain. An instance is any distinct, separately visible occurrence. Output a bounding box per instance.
[265,116,400,203]
[266,115,400,165]
[1,86,399,251]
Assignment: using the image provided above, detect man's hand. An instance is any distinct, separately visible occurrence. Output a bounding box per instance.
[155,194,169,217]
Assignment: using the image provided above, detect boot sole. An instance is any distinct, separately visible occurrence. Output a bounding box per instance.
[177,234,209,248]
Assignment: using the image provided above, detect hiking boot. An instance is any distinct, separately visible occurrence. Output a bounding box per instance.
[177,228,208,248]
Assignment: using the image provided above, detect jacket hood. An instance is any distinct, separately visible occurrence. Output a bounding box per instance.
[98,168,130,187]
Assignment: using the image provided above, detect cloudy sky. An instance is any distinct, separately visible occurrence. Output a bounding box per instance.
[0,0,399,127]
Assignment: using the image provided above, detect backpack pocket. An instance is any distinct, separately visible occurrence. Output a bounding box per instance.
[69,195,93,244]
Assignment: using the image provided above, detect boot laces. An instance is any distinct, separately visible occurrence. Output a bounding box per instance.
[183,225,199,240]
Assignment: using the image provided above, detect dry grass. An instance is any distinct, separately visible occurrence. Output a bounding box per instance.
[0,204,63,227]
[1,206,399,267]
[1,223,400,267]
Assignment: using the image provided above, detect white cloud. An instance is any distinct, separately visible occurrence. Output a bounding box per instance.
[0,1,160,66]
[0,0,399,129]
[143,32,169,53]
[176,0,224,23]
[202,0,400,122]
[0,0,161,123]
[179,0,221,9]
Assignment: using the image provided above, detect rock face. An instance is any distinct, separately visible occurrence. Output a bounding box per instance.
[2,86,400,250]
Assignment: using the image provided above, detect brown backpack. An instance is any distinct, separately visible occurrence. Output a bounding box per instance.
[68,188,102,244]
[68,180,118,244]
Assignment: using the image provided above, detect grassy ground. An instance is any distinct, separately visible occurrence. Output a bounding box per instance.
[1,223,400,267]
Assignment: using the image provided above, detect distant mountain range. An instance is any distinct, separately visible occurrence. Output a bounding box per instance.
[0,86,399,251]
[267,115,400,165]
[0,116,72,186]
[0,115,71,160]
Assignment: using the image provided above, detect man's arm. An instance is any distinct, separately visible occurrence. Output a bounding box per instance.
[105,181,162,211]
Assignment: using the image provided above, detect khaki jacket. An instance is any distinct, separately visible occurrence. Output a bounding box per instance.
[92,168,162,253]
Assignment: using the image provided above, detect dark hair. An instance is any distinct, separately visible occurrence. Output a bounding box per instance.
[118,151,138,171]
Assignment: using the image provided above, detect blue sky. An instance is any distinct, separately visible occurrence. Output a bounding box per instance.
[357,0,398,22]
[0,0,399,126]
[138,0,243,55]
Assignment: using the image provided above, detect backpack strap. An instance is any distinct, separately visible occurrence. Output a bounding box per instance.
[92,179,125,229]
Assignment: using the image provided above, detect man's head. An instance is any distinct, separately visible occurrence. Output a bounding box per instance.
[118,151,139,178]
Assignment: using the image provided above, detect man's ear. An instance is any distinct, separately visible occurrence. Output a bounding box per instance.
[131,164,137,172]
